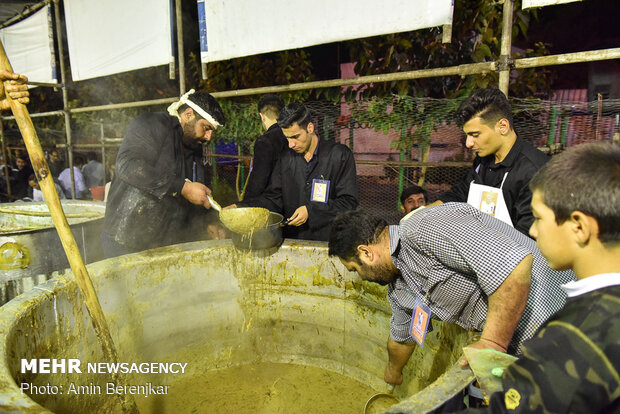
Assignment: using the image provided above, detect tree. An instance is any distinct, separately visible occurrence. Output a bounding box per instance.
[345,0,553,100]
[346,0,553,188]
[185,50,316,198]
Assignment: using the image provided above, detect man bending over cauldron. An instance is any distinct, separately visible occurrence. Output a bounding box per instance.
[102,90,225,258]
[231,102,359,241]
[328,203,576,387]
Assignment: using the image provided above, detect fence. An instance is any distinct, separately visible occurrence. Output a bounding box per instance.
[2,94,618,217]
[188,95,619,224]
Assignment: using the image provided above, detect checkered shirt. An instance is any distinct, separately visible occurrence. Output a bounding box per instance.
[387,202,576,355]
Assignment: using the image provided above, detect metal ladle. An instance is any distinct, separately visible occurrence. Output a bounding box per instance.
[207,194,221,212]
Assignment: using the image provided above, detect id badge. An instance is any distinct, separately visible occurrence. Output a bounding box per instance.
[311,179,330,203]
[409,298,432,347]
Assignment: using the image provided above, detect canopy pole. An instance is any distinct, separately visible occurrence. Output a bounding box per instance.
[498,0,514,96]
[53,0,76,198]
[176,0,186,95]
[0,117,11,198]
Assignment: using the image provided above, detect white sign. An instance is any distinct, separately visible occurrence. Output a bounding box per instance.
[523,0,582,9]
[63,0,173,81]
[198,0,454,63]
[0,6,56,84]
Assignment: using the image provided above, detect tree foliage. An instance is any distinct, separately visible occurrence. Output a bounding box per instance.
[185,50,315,146]
[13,0,555,161]
[19,46,316,151]
[345,0,554,185]
[345,0,553,100]
[347,0,550,185]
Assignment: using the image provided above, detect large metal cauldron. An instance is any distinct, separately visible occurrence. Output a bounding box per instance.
[0,240,471,413]
[0,200,105,305]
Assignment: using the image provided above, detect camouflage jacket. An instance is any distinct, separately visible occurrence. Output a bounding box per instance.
[463,285,620,413]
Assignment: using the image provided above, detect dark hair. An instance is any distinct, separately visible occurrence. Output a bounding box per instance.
[456,88,514,128]
[258,94,284,119]
[529,142,620,244]
[180,91,226,127]
[328,210,388,262]
[16,154,29,163]
[28,173,36,182]
[277,102,313,129]
[400,184,428,205]
[86,151,100,162]
[73,155,85,166]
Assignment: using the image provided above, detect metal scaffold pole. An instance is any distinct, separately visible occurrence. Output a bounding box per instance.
[498,0,514,96]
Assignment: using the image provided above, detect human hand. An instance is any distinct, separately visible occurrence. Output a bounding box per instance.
[0,70,29,110]
[181,181,212,209]
[287,205,308,226]
[384,362,404,385]
[460,337,508,366]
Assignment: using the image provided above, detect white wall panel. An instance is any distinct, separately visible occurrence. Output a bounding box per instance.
[198,0,454,63]
[64,0,173,81]
[523,0,582,9]
[0,6,56,84]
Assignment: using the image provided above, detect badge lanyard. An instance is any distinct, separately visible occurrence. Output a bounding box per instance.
[466,171,513,227]
[311,178,330,203]
[409,297,432,347]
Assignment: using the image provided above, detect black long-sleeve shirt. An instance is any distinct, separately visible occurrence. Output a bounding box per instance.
[103,112,211,252]
[12,165,33,199]
[243,123,287,201]
[241,139,359,241]
[439,136,549,235]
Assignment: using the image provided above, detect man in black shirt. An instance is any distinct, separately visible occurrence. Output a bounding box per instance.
[242,94,287,202]
[431,88,548,235]
[0,70,29,201]
[400,184,427,215]
[12,155,34,200]
[102,90,225,258]
[236,102,358,241]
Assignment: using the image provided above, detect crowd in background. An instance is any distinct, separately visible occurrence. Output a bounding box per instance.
[0,149,113,203]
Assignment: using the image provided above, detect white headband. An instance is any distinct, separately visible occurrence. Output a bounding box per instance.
[167,89,222,129]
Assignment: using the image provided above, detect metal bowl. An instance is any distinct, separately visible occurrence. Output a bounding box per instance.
[230,212,284,250]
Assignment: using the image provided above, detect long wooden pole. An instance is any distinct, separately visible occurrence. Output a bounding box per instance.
[0,40,138,414]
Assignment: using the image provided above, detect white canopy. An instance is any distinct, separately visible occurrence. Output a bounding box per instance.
[198,0,454,64]
[0,5,56,84]
[63,0,173,81]
[522,0,582,9]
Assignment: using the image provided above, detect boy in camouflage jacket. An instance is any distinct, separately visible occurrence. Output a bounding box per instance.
[463,141,620,413]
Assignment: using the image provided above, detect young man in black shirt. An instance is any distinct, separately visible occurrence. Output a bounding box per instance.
[236,102,358,241]
[431,88,548,235]
[242,94,287,202]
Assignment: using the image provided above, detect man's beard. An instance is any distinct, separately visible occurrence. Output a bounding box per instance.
[361,261,400,286]
[181,119,203,150]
